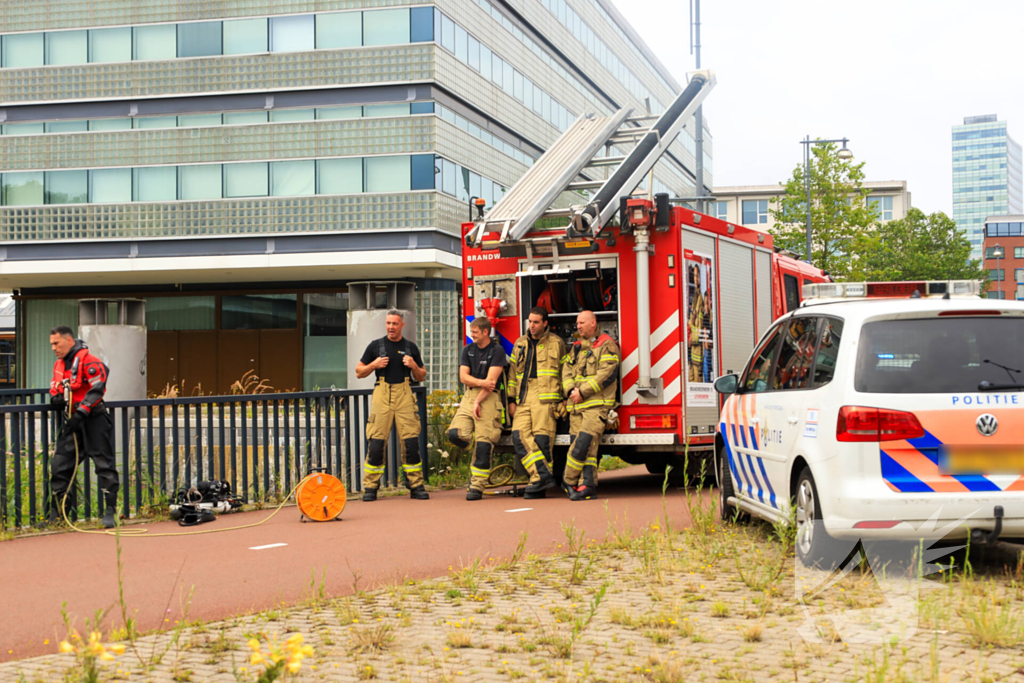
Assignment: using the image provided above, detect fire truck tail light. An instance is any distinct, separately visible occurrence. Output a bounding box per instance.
[630,414,677,430]
[836,406,924,442]
[853,520,902,529]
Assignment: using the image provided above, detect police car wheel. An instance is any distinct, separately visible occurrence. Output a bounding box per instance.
[717,446,740,522]
[794,468,844,569]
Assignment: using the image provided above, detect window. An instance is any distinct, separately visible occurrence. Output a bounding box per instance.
[45,120,88,133]
[713,201,727,220]
[988,290,1007,299]
[2,122,44,135]
[88,27,132,63]
[133,166,177,201]
[363,8,410,46]
[1,172,44,206]
[1,32,44,68]
[316,158,362,194]
[270,160,315,196]
[269,108,314,122]
[855,317,1024,393]
[454,24,467,62]
[410,7,434,43]
[178,164,222,200]
[145,296,216,331]
[178,114,222,127]
[224,162,269,198]
[89,118,132,131]
[440,13,455,52]
[44,170,88,204]
[316,106,361,120]
[303,292,349,390]
[221,294,297,330]
[316,12,361,48]
[134,116,177,130]
[410,154,436,191]
[133,24,177,60]
[985,246,1007,259]
[741,325,782,393]
[363,103,409,117]
[772,317,819,391]
[223,17,268,54]
[365,155,411,192]
[88,168,132,203]
[867,195,893,221]
[783,274,800,312]
[741,199,768,225]
[813,318,843,387]
[45,30,87,65]
[1017,269,1024,283]
[1016,247,1024,259]
[177,21,222,58]
[410,102,434,114]
[270,15,314,52]
[223,111,268,125]
[989,268,1005,281]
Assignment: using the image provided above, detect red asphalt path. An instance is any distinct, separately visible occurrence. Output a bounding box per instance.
[1,466,706,662]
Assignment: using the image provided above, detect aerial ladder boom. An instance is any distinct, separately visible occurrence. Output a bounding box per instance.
[465,70,716,247]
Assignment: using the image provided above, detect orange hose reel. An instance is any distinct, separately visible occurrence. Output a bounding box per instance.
[296,472,347,522]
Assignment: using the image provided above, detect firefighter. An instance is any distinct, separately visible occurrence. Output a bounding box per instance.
[507,307,567,498]
[446,316,508,501]
[355,310,429,501]
[561,311,619,500]
[47,326,119,528]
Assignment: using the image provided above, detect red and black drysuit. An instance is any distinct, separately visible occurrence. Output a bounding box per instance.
[48,340,117,519]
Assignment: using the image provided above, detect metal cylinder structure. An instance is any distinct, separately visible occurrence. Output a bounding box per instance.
[633,228,652,392]
[345,281,417,390]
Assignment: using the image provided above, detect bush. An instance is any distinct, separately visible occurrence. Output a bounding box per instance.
[425,390,469,488]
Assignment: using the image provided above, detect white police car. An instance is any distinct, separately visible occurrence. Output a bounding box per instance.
[713,280,1024,566]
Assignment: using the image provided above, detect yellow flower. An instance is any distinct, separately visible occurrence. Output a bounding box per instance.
[100,652,115,662]
[59,641,75,654]
[110,644,126,656]
[286,661,302,674]
[248,638,261,651]
[251,652,265,666]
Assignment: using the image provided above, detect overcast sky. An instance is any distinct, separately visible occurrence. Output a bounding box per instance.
[613,0,1024,215]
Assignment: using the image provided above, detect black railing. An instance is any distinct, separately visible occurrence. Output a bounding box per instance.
[0,387,428,529]
[0,387,51,406]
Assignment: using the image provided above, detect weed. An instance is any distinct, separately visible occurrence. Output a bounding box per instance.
[349,623,395,654]
[357,663,377,680]
[561,519,596,585]
[743,623,763,642]
[445,628,473,649]
[957,588,1024,648]
[711,600,731,617]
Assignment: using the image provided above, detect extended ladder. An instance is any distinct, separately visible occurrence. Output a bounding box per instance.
[465,71,716,247]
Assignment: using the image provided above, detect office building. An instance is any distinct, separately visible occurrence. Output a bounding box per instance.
[0,0,709,394]
[712,180,911,233]
[982,215,1024,300]
[952,115,1023,261]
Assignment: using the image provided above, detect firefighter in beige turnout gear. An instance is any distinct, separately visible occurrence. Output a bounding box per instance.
[561,310,619,500]
[508,307,567,499]
[355,309,429,501]
[446,317,508,501]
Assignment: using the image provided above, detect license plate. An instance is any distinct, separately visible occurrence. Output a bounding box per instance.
[944,448,1024,475]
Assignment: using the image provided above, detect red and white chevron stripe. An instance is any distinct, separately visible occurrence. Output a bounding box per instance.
[620,311,682,405]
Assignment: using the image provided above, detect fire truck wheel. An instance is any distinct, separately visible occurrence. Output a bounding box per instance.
[644,456,670,476]
[718,446,741,522]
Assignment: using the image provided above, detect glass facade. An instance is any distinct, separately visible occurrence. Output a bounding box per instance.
[952,116,1024,260]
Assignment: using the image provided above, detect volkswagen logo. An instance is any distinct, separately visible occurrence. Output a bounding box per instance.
[976,414,998,437]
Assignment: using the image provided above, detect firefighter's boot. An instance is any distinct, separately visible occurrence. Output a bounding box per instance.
[409,486,430,500]
[101,489,117,529]
[524,459,555,499]
[466,488,483,501]
[362,488,378,502]
[570,460,599,501]
[48,489,77,525]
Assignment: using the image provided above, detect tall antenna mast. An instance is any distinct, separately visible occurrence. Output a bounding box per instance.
[690,0,705,213]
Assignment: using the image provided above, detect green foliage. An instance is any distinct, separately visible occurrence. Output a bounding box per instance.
[849,207,988,284]
[425,390,468,488]
[770,141,877,279]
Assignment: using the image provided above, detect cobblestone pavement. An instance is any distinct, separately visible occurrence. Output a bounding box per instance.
[4,511,1023,682]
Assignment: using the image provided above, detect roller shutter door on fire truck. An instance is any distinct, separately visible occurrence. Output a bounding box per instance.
[718,241,756,378]
[755,250,772,341]
[682,229,720,429]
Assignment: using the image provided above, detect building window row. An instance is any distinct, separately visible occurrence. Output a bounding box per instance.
[585,0,676,97]
[0,154,507,207]
[434,9,575,132]
[989,268,1005,281]
[712,201,727,220]
[537,0,668,116]
[0,7,434,68]
[986,221,1024,237]
[741,199,769,225]
[435,104,535,168]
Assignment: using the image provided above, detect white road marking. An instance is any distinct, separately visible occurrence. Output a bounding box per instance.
[250,543,288,550]
[505,508,533,513]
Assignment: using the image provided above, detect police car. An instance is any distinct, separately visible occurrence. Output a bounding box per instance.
[713,280,1024,566]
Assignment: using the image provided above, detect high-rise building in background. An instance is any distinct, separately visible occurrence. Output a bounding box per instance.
[952,115,1023,260]
[0,0,709,393]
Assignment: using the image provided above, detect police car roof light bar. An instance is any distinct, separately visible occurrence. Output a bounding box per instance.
[802,280,982,302]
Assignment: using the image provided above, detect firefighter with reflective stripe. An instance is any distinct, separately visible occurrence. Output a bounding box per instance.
[561,310,619,500]
[447,316,508,501]
[47,326,119,528]
[507,307,567,499]
[355,309,429,501]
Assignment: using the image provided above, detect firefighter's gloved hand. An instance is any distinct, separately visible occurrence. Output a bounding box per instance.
[60,411,85,437]
[50,394,66,411]
[554,402,568,420]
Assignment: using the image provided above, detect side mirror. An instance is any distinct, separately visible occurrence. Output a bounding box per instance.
[713,374,739,395]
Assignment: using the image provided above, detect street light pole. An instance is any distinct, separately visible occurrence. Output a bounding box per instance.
[800,136,853,266]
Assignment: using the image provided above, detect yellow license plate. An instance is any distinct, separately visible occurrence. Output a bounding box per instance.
[563,241,590,249]
[945,449,1024,475]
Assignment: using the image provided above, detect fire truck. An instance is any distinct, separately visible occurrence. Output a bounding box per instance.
[460,71,828,475]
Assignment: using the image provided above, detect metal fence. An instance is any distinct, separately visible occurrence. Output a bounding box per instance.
[0,388,51,406]
[0,387,428,529]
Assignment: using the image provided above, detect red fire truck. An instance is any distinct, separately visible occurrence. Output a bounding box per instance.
[460,71,828,474]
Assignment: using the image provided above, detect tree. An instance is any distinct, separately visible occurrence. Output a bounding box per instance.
[770,142,877,279]
[849,207,988,283]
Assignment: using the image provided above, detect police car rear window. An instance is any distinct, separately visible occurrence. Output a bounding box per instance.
[855,317,1024,393]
